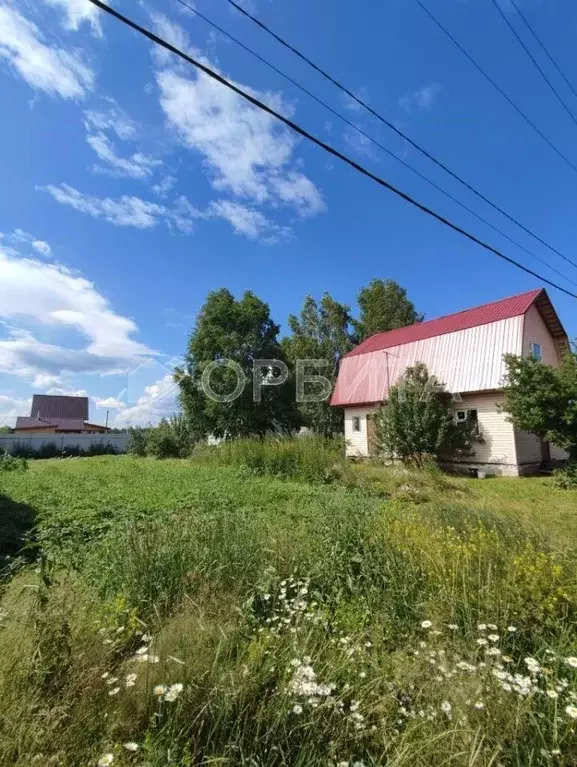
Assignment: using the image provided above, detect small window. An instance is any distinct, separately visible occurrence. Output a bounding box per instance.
[456,410,467,423]
[530,342,543,361]
[468,409,478,423]
[352,416,361,433]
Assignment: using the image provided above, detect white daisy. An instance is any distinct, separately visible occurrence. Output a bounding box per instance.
[123,742,139,752]
[97,755,114,767]
[565,657,577,668]
[565,705,577,719]
[292,703,303,714]
[164,683,183,702]
[107,687,120,696]
[421,620,433,629]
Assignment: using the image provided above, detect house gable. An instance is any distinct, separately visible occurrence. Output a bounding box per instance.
[331,289,568,408]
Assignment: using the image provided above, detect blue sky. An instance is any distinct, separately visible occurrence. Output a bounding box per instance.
[0,0,576,426]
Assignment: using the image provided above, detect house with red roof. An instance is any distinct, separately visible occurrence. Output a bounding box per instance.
[13,394,108,435]
[331,288,570,475]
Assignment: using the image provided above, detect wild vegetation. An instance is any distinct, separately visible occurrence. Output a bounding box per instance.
[372,363,482,466]
[1,446,577,766]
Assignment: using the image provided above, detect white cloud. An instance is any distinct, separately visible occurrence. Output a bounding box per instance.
[399,83,442,113]
[207,200,284,241]
[41,184,200,232]
[0,245,154,383]
[150,11,196,57]
[112,374,179,426]
[1,229,52,257]
[83,102,162,179]
[342,127,377,160]
[93,395,125,410]
[87,132,160,179]
[32,239,51,256]
[152,174,176,198]
[0,393,32,426]
[0,4,94,99]
[156,68,324,215]
[43,0,104,36]
[84,101,137,140]
[47,387,88,396]
[340,85,370,114]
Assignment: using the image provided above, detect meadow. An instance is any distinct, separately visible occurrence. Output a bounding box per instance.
[1,447,577,766]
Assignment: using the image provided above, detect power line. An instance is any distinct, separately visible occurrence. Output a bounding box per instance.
[222,0,577,271]
[412,0,577,177]
[490,0,577,131]
[84,0,577,300]
[507,0,577,105]
[171,0,577,287]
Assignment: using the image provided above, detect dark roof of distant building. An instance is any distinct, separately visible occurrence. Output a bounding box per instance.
[30,394,89,420]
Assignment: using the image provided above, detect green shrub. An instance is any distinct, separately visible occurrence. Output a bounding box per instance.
[126,427,148,456]
[552,462,577,489]
[373,363,482,466]
[0,450,28,472]
[146,416,194,459]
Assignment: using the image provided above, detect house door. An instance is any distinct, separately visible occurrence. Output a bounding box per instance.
[366,414,376,456]
[541,439,551,462]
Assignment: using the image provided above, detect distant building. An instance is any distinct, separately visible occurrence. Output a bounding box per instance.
[13,394,108,434]
[331,288,569,476]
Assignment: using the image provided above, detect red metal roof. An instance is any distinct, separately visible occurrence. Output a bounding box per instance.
[346,289,543,357]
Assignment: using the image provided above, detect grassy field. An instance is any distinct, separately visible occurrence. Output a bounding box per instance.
[1,453,577,766]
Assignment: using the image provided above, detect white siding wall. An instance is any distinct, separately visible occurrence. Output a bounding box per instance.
[453,393,518,474]
[344,395,518,473]
[344,407,375,457]
[522,305,562,364]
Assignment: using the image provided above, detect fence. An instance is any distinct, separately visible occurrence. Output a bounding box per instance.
[0,432,129,454]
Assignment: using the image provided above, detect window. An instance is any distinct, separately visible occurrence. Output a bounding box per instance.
[456,409,478,424]
[352,416,361,432]
[529,342,543,361]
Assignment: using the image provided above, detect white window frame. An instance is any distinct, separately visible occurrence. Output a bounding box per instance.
[529,342,543,361]
[456,410,467,423]
[352,416,362,433]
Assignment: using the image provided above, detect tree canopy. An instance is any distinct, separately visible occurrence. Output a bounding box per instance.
[177,288,298,439]
[282,292,355,435]
[354,279,423,341]
[502,350,577,462]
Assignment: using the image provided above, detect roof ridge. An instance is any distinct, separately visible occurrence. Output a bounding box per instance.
[364,288,543,344]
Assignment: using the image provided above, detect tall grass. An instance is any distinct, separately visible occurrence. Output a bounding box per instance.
[194,435,346,483]
[0,457,576,766]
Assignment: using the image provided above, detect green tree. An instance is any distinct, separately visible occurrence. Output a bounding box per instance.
[373,363,479,466]
[354,279,423,341]
[177,288,298,439]
[502,350,577,462]
[283,292,355,436]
